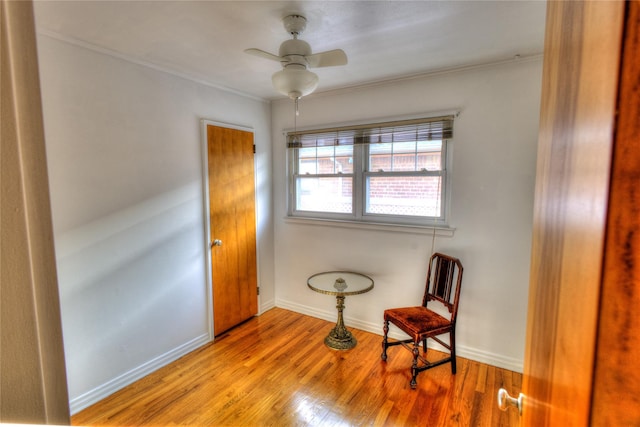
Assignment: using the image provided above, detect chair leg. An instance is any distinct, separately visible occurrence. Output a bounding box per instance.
[410,341,420,389]
[381,320,389,361]
[450,329,457,374]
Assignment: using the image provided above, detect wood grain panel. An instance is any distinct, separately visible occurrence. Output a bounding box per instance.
[207,125,258,335]
[522,1,624,425]
[591,1,640,424]
[71,308,521,426]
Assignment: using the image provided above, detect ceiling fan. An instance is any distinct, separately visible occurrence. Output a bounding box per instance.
[245,14,348,99]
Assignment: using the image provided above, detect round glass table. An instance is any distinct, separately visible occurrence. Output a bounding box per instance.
[307,271,374,350]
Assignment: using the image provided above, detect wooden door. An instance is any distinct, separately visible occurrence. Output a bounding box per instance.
[206,124,258,336]
[590,2,640,422]
[519,1,639,425]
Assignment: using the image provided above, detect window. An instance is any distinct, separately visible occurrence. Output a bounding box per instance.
[287,115,454,227]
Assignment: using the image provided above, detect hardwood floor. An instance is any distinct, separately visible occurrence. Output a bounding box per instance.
[72,308,521,426]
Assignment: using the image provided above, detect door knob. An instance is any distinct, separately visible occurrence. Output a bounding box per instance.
[210,239,222,247]
[497,388,524,416]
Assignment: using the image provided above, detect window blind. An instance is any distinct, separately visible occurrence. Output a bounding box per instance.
[286,115,454,148]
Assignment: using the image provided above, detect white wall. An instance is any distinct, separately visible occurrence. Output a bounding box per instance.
[272,58,542,371]
[36,35,274,412]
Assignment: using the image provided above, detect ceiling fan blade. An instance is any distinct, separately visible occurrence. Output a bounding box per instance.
[305,49,348,68]
[244,48,284,63]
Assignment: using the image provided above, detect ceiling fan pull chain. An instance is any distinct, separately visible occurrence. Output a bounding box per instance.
[291,96,299,146]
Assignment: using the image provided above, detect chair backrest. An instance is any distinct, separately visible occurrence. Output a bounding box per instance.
[422,252,464,322]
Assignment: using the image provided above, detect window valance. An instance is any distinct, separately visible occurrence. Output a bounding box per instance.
[286,115,454,149]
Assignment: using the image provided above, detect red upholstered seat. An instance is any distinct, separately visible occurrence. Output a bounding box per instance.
[381,253,464,389]
[384,307,451,341]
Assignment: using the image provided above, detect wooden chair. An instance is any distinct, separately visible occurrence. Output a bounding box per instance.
[381,252,464,389]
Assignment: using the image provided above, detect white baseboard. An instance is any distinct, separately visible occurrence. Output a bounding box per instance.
[275,298,523,373]
[259,298,276,314]
[69,333,211,414]
[454,344,523,373]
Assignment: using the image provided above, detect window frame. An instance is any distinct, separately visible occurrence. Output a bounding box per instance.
[286,115,454,228]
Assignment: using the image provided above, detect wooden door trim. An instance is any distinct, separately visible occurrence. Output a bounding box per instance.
[200,119,259,341]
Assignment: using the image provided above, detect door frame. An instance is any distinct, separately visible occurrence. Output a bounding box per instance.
[200,119,261,340]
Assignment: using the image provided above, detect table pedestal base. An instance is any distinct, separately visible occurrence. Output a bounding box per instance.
[324,329,357,350]
[324,295,357,350]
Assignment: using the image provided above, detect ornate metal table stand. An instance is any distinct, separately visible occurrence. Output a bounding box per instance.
[324,295,357,350]
[307,271,374,351]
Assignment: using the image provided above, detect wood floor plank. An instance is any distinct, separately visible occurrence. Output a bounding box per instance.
[71,308,522,426]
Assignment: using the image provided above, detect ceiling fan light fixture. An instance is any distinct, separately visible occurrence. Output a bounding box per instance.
[272,66,319,99]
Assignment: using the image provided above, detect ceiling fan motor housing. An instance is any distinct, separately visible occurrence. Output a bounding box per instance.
[279,39,312,66]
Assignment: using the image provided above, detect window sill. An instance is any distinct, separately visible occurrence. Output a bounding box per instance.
[283,216,456,237]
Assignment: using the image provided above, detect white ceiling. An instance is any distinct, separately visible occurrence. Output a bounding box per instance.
[33,1,547,100]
